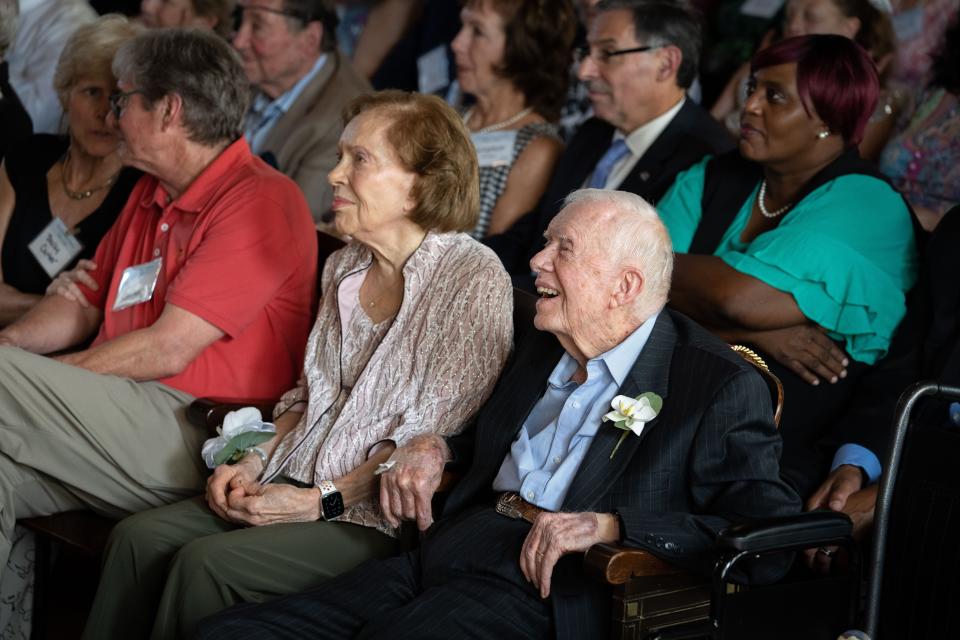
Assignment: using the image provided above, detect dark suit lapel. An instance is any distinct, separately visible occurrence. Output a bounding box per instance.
[479,331,566,470]
[618,100,696,197]
[561,312,677,512]
[564,120,616,191]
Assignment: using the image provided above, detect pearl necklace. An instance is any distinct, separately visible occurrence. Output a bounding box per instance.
[757,180,792,218]
[463,106,533,134]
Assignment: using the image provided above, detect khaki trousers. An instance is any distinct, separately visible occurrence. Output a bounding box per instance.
[84,496,401,640]
[0,347,205,573]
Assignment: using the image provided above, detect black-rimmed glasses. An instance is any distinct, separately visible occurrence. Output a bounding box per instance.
[574,44,663,65]
[109,89,145,120]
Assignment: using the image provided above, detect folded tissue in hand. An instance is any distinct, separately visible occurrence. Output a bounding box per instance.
[201,407,276,469]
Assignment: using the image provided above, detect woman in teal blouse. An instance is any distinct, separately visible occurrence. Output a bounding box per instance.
[657,35,917,501]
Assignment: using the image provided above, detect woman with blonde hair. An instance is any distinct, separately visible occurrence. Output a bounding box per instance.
[0,14,142,326]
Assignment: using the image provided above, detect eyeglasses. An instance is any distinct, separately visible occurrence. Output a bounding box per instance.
[574,44,663,65]
[109,89,145,120]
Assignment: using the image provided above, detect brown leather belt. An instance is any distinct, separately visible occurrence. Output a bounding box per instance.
[495,492,547,524]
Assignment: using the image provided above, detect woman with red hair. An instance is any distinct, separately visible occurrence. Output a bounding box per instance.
[656,34,918,500]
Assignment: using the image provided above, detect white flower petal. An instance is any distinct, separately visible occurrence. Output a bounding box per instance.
[636,406,658,421]
[603,410,624,422]
[628,421,646,436]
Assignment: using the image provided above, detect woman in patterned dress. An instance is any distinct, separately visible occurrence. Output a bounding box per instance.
[452,0,577,238]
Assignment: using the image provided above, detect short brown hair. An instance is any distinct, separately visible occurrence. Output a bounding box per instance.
[342,91,480,234]
[465,0,577,122]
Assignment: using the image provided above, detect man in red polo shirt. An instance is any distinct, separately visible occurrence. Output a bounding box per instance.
[0,29,318,575]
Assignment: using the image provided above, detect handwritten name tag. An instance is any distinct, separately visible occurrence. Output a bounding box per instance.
[28,218,83,279]
[472,131,517,168]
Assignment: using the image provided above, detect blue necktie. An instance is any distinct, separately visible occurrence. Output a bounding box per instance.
[588,139,630,189]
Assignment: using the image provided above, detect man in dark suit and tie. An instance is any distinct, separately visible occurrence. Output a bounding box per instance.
[486,0,734,290]
[197,189,800,640]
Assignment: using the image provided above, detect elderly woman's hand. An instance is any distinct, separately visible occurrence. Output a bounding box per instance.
[379,434,451,531]
[747,324,849,385]
[46,259,98,307]
[224,484,321,526]
[206,455,263,522]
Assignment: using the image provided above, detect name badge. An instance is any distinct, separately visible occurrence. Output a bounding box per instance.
[472,131,517,168]
[739,0,784,18]
[113,257,162,311]
[417,45,450,95]
[28,218,83,279]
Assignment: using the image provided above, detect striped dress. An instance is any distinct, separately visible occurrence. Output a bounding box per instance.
[473,122,560,239]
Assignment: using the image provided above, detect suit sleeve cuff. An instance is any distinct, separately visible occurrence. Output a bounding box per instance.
[831,443,881,484]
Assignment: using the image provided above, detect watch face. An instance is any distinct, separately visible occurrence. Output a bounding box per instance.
[322,491,345,520]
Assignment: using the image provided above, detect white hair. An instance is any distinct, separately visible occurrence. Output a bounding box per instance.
[562,188,674,319]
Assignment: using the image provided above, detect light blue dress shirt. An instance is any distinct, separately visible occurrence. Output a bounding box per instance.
[492,314,659,511]
[832,444,881,484]
[244,54,327,155]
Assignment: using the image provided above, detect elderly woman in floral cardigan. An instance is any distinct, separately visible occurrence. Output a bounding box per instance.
[83,91,515,640]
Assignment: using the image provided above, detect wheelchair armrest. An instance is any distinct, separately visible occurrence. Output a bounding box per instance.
[717,510,853,554]
[584,542,687,585]
[186,397,278,433]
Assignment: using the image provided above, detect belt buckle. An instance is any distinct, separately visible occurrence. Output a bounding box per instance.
[495,492,523,520]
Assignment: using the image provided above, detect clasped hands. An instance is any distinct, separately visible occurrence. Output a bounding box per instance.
[803,464,877,573]
[206,455,321,526]
[377,434,620,598]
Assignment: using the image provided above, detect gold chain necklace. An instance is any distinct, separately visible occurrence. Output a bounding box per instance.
[60,150,121,201]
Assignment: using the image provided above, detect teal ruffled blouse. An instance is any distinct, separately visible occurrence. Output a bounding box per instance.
[657,157,918,364]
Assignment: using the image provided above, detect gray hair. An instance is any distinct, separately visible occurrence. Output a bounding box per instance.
[53,15,141,109]
[594,0,703,89]
[563,188,674,319]
[112,28,250,146]
[282,0,338,52]
[0,0,18,60]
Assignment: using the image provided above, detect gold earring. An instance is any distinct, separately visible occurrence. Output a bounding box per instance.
[817,130,830,139]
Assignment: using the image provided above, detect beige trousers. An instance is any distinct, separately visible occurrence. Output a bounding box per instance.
[0,346,206,573]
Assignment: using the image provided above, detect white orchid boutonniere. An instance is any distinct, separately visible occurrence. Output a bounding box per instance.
[602,392,663,459]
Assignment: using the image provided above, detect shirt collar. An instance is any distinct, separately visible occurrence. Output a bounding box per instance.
[138,137,254,213]
[250,54,327,117]
[616,97,685,159]
[546,311,661,389]
[598,311,660,387]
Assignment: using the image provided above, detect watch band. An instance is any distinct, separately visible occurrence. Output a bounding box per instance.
[318,479,344,521]
[318,480,337,496]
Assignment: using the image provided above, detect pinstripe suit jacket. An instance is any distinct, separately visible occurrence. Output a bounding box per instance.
[440,309,801,639]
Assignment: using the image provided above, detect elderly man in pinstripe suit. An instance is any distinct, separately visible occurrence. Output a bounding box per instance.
[198,189,800,640]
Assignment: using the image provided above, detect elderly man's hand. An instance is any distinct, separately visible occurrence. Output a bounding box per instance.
[379,434,450,531]
[224,483,320,526]
[520,511,620,598]
[749,324,848,385]
[46,259,98,308]
[206,455,263,522]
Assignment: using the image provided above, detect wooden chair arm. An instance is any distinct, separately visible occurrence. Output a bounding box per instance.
[186,397,278,434]
[584,542,687,585]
